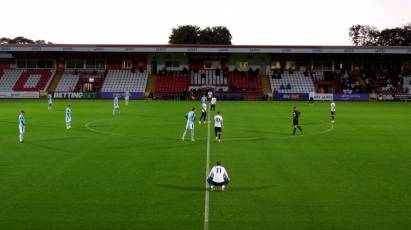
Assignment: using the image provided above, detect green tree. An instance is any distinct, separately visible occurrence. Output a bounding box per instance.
[169,25,232,44]
[378,27,411,46]
[198,26,232,45]
[168,25,201,44]
[0,36,52,44]
[349,23,411,46]
[348,25,380,46]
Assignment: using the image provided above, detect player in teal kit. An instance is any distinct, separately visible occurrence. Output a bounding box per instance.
[113,96,120,115]
[124,91,130,106]
[65,105,72,129]
[182,108,196,141]
[201,95,207,105]
[18,111,25,143]
[48,94,53,110]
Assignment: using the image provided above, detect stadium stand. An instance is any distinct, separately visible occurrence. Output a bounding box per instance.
[191,70,227,86]
[101,70,148,93]
[0,69,24,91]
[55,73,80,92]
[269,71,315,93]
[13,69,55,91]
[155,72,190,93]
[0,69,54,92]
[228,70,262,92]
[360,70,406,94]
[402,75,411,93]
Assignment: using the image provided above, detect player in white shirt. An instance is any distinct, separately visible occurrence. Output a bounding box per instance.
[48,94,53,110]
[207,90,213,101]
[207,160,230,192]
[18,111,25,143]
[113,96,120,115]
[330,101,336,123]
[65,105,72,129]
[210,96,216,111]
[199,103,207,124]
[309,91,315,104]
[214,111,223,142]
[182,108,196,141]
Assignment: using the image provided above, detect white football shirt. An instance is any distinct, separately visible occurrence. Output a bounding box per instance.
[211,97,217,105]
[201,103,207,113]
[214,115,223,127]
[330,102,336,112]
[209,166,229,183]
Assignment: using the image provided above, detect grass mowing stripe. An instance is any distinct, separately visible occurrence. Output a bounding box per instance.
[204,104,211,230]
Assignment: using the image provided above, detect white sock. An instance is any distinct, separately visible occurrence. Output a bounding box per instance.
[222,185,225,190]
[182,130,187,139]
[191,129,194,140]
[19,133,23,142]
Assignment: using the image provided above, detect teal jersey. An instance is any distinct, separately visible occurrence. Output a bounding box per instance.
[65,107,71,118]
[19,115,25,127]
[48,94,52,102]
[201,96,207,104]
[187,111,196,122]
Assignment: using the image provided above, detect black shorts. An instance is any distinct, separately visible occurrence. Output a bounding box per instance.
[331,111,335,116]
[293,120,299,126]
[211,104,216,108]
[215,127,222,133]
[207,177,229,186]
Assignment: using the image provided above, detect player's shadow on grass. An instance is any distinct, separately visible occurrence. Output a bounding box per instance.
[158,184,275,192]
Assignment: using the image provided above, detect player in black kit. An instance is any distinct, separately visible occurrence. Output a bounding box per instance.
[292,106,303,135]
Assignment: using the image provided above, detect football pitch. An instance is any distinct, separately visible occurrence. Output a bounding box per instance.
[1,99,410,230]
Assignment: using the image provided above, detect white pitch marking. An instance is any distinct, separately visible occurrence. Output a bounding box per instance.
[204,105,211,230]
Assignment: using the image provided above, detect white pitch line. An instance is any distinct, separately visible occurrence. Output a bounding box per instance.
[204,105,211,230]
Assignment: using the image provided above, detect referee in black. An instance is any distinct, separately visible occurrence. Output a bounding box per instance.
[292,106,303,135]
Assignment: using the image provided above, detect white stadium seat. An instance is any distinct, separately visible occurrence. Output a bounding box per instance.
[101,70,148,92]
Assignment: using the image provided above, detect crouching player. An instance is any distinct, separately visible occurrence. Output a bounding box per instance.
[207,160,230,192]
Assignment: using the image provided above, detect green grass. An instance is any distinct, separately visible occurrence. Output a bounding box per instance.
[0,99,410,230]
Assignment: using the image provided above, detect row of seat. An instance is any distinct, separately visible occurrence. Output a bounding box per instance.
[228,72,261,92]
[0,69,24,91]
[191,72,227,86]
[269,71,315,93]
[0,69,54,92]
[101,70,148,92]
[402,76,411,92]
[56,73,80,92]
[155,75,190,93]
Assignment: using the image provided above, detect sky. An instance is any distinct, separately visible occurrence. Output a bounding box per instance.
[1,0,410,45]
